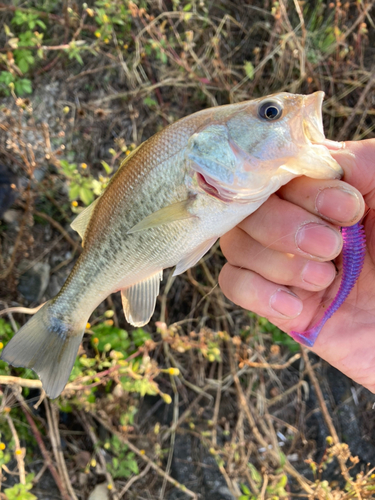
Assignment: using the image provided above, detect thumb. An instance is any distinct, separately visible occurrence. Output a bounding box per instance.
[330,139,375,208]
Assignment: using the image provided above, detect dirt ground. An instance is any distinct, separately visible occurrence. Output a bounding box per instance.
[1,1,375,499]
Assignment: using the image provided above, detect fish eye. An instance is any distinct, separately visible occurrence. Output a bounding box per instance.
[258,101,283,121]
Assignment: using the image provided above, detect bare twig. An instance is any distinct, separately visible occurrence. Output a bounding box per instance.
[227,340,314,494]
[0,304,44,318]
[241,352,301,370]
[301,348,356,488]
[76,410,119,499]
[5,412,26,484]
[93,414,198,500]
[211,360,222,447]
[118,463,151,499]
[336,66,375,141]
[44,400,79,500]
[17,201,81,254]
[14,390,70,500]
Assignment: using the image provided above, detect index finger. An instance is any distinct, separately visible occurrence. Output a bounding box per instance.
[277,177,364,226]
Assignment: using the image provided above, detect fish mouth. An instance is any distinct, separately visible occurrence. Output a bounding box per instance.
[302,91,343,179]
[196,172,235,202]
[302,91,326,143]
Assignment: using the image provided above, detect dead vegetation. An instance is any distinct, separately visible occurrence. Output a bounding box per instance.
[0,0,375,499]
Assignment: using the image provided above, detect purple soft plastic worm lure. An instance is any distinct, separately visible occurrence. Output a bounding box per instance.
[290,222,366,347]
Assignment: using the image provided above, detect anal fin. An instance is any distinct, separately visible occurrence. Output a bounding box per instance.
[121,271,163,327]
[173,237,217,276]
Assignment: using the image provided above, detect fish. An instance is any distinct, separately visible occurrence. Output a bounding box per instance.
[1,91,343,398]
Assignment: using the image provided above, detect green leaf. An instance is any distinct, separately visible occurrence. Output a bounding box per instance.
[36,20,47,30]
[25,473,35,483]
[14,78,32,95]
[132,328,151,347]
[127,459,139,474]
[278,451,286,468]
[60,160,76,176]
[241,484,251,495]
[11,12,27,26]
[79,356,96,368]
[4,483,37,500]
[69,183,81,200]
[276,474,288,489]
[87,393,96,403]
[0,71,15,85]
[92,324,130,354]
[73,52,84,65]
[244,61,255,80]
[0,318,15,338]
[3,23,11,35]
[247,463,262,486]
[183,3,192,11]
[101,160,113,174]
[143,96,157,107]
[58,401,73,413]
[79,186,94,206]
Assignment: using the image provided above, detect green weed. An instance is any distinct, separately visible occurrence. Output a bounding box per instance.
[0,11,46,96]
[105,435,139,479]
[59,160,110,207]
[4,474,36,500]
[256,316,300,353]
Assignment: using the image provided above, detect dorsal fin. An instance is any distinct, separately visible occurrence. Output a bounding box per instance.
[70,197,99,244]
[121,271,163,327]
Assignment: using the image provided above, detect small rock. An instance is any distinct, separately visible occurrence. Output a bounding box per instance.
[75,450,91,469]
[17,261,51,303]
[88,482,109,500]
[33,168,46,182]
[2,209,21,225]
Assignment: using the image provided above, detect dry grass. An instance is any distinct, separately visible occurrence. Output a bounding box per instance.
[0,0,375,498]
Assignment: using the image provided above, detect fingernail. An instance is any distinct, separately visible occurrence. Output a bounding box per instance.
[270,289,303,318]
[316,187,361,223]
[301,261,336,287]
[296,222,341,259]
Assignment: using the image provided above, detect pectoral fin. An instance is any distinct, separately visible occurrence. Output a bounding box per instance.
[127,199,196,234]
[121,271,163,327]
[71,197,100,244]
[173,237,217,276]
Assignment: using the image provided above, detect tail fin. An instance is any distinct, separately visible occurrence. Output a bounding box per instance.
[1,301,85,399]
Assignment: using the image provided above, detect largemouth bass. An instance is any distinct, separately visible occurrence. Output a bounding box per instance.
[1,92,343,398]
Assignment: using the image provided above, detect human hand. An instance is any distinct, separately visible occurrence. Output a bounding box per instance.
[219,139,375,392]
